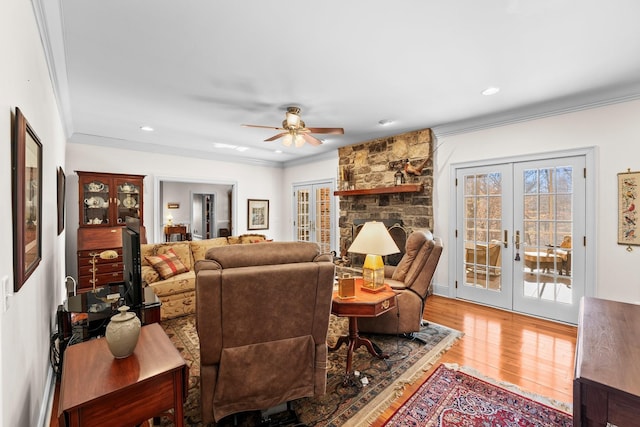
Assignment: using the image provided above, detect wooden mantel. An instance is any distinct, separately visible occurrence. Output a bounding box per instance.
[334,183,423,197]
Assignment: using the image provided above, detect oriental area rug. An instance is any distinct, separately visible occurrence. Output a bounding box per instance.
[159,314,462,427]
[384,363,573,427]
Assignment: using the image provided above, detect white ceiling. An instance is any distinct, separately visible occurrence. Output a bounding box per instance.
[35,0,640,167]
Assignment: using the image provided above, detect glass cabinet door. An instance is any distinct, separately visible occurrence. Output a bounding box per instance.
[81,178,111,226]
[115,179,141,224]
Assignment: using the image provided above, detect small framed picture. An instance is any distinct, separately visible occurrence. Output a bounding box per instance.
[247,199,269,230]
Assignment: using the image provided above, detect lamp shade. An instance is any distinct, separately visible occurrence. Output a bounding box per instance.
[348,221,400,256]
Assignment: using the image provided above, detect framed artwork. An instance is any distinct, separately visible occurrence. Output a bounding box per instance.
[618,170,640,248]
[247,199,269,230]
[57,167,66,235]
[12,107,42,291]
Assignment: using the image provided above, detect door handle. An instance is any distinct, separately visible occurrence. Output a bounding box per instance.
[503,230,508,248]
[515,230,521,250]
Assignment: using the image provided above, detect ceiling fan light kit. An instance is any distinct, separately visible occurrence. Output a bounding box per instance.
[243,106,344,148]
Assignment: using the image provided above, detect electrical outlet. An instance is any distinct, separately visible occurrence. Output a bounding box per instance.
[2,276,11,313]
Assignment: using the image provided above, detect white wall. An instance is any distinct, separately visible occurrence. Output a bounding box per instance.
[65,143,284,274]
[1,0,67,425]
[433,99,640,304]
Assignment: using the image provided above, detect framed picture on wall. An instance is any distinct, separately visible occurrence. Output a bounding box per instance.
[12,107,43,292]
[247,199,269,230]
[618,170,640,248]
[57,166,66,235]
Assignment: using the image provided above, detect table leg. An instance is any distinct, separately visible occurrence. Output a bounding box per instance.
[329,317,388,377]
[173,369,185,427]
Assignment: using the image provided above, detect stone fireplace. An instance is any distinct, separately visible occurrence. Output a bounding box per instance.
[336,128,434,267]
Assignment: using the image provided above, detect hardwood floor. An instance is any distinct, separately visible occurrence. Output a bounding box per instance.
[370,294,577,426]
[51,295,577,426]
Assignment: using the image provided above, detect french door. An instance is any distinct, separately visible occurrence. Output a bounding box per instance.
[293,181,335,254]
[456,155,586,324]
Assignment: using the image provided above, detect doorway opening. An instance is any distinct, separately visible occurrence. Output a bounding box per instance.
[453,148,595,324]
[155,177,235,243]
[192,193,215,240]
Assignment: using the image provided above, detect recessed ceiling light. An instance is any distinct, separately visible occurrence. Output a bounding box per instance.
[378,119,394,126]
[140,125,154,132]
[213,142,249,152]
[481,87,500,96]
[275,150,283,154]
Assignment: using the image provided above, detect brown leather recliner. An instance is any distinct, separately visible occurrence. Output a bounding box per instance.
[358,231,443,335]
[194,241,335,424]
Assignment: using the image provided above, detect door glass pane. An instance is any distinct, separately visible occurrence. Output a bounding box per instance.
[83,179,110,226]
[521,166,573,303]
[296,189,310,242]
[464,173,502,291]
[117,181,140,224]
[315,186,331,253]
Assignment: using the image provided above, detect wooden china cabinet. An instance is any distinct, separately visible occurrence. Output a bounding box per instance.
[76,171,145,291]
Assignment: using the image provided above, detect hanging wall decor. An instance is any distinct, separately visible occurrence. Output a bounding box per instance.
[247,199,269,230]
[617,169,640,250]
[57,166,66,235]
[12,107,43,291]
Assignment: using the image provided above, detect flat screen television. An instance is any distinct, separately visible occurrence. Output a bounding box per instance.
[122,217,142,308]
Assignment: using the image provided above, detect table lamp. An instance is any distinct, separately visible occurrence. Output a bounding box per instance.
[89,250,119,292]
[348,221,400,292]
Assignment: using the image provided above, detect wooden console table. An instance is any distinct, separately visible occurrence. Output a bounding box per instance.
[164,224,188,241]
[58,323,188,427]
[573,297,640,426]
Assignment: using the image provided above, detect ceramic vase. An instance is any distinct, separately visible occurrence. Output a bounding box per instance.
[105,305,141,359]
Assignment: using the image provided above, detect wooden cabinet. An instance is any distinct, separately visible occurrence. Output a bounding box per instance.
[77,171,144,227]
[77,227,125,290]
[573,297,640,426]
[76,171,145,290]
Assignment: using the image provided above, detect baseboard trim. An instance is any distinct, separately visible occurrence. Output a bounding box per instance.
[431,283,451,297]
[38,366,56,427]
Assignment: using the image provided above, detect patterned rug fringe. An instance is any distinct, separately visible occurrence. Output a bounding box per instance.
[443,363,573,415]
[344,322,464,427]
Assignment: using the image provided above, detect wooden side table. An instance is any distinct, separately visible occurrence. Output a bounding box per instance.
[58,323,188,427]
[164,225,188,242]
[328,280,396,376]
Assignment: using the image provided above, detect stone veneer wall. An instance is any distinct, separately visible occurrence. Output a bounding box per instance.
[337,128,434,256]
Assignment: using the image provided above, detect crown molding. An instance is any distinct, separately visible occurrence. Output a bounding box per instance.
[31,0,74,138]
[433,90,640,138]
[69,133,285,168]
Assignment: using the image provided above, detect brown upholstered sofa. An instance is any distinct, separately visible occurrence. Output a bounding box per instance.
[194,241,335,424]
[358,230,443,335]
[140,234,268,320]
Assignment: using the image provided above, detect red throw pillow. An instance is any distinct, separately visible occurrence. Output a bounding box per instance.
[145,248,189,279]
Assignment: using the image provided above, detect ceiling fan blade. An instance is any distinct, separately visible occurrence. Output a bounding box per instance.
[242,124,285,131]
[264,132,288,142]
[305,127,344,135]
[301,133,323,146]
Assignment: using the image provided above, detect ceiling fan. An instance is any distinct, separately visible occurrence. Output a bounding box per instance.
[242,106,344,147]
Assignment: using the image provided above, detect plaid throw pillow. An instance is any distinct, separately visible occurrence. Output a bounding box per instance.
[145,248,189,279]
